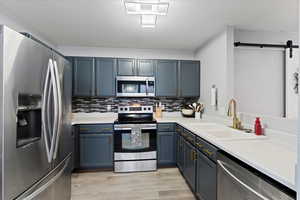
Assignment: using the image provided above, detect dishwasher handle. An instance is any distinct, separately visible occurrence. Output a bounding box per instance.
[217,160,270,200]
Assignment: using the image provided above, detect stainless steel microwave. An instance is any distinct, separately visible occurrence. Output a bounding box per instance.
[116,76,155,97]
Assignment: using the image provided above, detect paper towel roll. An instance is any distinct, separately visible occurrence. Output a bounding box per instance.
[211,86,217,106]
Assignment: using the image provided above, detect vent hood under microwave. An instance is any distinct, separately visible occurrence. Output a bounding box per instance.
[116,76,155,97]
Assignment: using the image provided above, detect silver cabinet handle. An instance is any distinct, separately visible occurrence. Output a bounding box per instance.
[217,160,269,200]
[53,60,63,159]
[42,59,52,163]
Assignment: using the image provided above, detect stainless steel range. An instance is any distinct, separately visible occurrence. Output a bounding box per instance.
[114,105,157,173]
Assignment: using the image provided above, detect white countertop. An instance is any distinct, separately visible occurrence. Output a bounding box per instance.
[72,113,297,191]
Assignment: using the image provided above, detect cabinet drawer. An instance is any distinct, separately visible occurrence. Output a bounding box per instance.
[196,136,218,161]
[158,123,175,132]
[78,124,114,133]
[175,125,183,134]
[182,129,195,145]
[195,137,206,150]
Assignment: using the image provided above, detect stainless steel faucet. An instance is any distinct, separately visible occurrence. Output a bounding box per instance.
[227,99,242,130]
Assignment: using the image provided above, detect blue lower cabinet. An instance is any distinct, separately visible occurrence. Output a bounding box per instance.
[196,149,217,200]
[80,133,113,169]
[183,140,196,191]
[157,132,176,166]
[176,135,185,172]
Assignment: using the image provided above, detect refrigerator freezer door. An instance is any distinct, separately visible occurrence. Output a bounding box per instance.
[1,26,52,200]
[15,154,72,200]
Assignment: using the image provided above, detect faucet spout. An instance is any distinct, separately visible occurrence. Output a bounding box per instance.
[227,99,242,129]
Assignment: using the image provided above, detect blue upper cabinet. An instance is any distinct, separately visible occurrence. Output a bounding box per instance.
[156,60,178,97]
[179,60,200,97]
[71,56,200,97]
[137,59,155,76]
[117,58,155,76]
[117,58,136,76]
[73,57,95,96]
[95,58,116,97]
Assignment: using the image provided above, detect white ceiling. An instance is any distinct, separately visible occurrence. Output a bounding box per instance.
[0,0,298,51]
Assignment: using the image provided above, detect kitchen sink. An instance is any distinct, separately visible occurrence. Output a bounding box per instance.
[182,122,267,141]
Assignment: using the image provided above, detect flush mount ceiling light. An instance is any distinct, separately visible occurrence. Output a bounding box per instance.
[141,15,157,28]
[123,0,171,28]
[125,2,169,16]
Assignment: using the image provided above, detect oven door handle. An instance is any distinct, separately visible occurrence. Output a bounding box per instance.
[114,127,132,131]
[141,127,157,130]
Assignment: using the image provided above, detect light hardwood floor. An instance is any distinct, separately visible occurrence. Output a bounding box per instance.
[71,168,196,200]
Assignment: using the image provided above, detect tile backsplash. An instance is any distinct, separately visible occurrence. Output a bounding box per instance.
[72,97,198,113]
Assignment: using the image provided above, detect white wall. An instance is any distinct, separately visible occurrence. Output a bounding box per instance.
[58,46,195,60]
[234,48,285,117]
[0,11,56,48]
[286,49,299,119]
[234,29,298,118]
[195,27,298,134]
[194,26,234,116]
[234,29,298,44]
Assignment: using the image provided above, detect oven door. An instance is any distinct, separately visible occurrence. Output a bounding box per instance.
[114,124,157,153]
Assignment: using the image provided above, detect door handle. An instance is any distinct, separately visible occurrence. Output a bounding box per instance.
[217,160,269,200]
[49,58,59,161]
[53,60,63,160]
[19,155,71,200]
[42,59,52,163]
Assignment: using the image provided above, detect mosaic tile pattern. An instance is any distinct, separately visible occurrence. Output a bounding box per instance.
[72,97,198,113]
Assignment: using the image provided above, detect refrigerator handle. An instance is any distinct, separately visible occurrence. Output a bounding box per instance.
[17,155,71,200]
[53,60,63,159]
[42,59,52,163]
[49,58,59,161]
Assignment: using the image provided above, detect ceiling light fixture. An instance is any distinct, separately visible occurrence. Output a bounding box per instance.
[123,0,171,28]
[124,2,169,16]
[141,15,157,27]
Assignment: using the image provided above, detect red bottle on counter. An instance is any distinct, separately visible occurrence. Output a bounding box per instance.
[254,117,262,135]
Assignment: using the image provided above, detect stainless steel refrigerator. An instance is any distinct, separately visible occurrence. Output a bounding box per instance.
[0,25,73,200]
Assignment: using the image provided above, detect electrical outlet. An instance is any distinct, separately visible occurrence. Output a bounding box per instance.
[107,105,112,111]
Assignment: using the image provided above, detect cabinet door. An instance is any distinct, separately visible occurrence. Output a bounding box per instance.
[196,150,217,200]
[157,132,175,166]
[137,59,155,76]
[180,61,200,97]
[73,57,95,96]
[177,135,184,172]
[80,133,113,169]
[156,60,178,97]
[117,58,136,76]
[184,141,196,191]
[95,58,116,97]
[73,126,80,170]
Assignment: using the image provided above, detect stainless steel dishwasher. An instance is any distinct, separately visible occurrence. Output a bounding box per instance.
[217,153,296,200]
